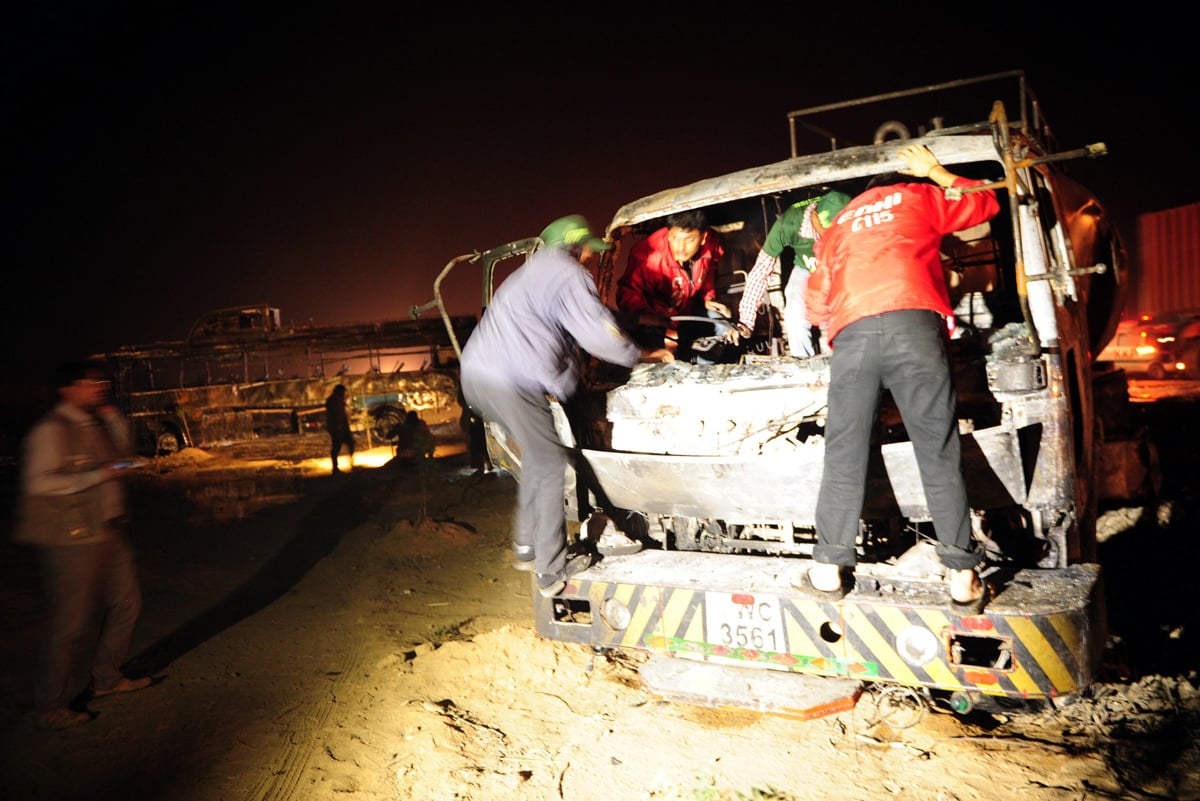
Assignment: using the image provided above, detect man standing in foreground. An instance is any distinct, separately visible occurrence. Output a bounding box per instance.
[15,360,152,730]
[460,214,673,598]
[802,143,999,611]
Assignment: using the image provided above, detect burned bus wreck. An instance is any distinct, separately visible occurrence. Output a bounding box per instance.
[92,305,476,456]
[432,74,1139,713]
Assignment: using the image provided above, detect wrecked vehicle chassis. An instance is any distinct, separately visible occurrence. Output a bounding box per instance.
[528,345,1104,707]
[449,76,1129,708]
[577,353,1072,568]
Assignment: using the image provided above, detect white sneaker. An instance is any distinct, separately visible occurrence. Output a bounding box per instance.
[512,544,535,572]
[597,526,642,556]
[585,513,642,556]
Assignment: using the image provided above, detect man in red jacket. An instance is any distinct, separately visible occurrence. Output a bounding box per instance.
[616,210,729,360]
[801,143,999,612]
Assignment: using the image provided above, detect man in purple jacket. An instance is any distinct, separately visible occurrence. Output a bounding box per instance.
[460,215,674,598]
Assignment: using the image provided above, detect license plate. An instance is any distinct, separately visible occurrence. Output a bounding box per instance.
[704,592,787,654]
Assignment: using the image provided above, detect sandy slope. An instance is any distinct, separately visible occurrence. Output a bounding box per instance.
[1,426,1199,800]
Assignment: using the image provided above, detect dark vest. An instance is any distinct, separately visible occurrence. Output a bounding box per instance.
[13,411,121,547]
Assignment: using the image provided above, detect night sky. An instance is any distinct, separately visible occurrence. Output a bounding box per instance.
[5,3,1195,380]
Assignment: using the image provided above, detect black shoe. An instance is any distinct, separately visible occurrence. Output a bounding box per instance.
[536,573,566,598]
[536,552,593,598]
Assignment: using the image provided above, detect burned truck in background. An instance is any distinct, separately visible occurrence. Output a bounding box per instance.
[92,304,476,456]
[431,73,1142,713]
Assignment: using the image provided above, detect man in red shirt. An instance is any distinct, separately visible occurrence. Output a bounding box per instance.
[616,210,730,360]
[801,143,999,612]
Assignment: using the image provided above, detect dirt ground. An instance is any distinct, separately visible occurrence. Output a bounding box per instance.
[2,397,1200,801]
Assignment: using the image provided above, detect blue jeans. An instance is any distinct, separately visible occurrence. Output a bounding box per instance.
[814,310,981,572]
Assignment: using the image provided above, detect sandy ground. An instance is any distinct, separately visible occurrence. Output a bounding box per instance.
[1,408,1199,801]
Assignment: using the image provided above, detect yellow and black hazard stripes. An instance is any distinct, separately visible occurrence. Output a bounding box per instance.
[536,561,1103,701]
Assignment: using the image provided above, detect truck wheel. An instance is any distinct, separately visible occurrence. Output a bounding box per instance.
[156,428,182,456]
[371,405,404,442]
[1147,362,1166,380]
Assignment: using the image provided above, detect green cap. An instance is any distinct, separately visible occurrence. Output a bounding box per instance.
[815,191,852,230]
[539,214,611,252]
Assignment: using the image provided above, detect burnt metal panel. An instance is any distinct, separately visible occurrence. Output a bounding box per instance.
[1137,201,1200,317]
[605,136,1002,236]
[581,424,1026,524]
[580,448,825,524]
[881,425,1028,517]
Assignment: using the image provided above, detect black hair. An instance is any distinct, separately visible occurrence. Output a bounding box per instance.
[867,171,933,190]
[665,210,707,231]
[54,359,106,388]
[866,171,902,190]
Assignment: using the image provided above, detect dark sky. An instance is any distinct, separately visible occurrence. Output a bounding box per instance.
[4,2,1195,379]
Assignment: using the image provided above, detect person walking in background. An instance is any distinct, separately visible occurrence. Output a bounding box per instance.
[801,144,999,611]
[458,387,494,477]
[324,384,355,473]
[615,210,729,360]
[14,359,152,730]
[460,214,673,598]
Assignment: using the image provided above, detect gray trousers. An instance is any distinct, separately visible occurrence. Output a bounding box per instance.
[35,533,142,711]
[814,310,981,572]
[461,372,570,578]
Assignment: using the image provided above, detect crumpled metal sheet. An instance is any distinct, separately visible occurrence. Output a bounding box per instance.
[607,358,830,457]
[582,422,1026,524]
